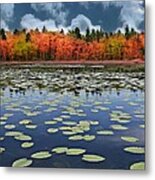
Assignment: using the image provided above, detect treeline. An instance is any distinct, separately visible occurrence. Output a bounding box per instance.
[0,25,145,61]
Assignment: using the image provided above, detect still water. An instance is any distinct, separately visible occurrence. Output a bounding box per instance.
[0,87,145,169]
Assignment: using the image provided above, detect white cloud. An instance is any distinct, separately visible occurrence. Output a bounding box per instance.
[80,0,144,32]
[20,14,57,31]
[1,20,9,31]
[31,3,68,25]
[1,3,14,30]
[66,14,101,34]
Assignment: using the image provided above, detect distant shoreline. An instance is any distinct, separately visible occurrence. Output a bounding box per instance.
[0,59,144,66]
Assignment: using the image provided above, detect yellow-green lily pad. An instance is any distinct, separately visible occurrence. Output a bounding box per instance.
[12,158,33,167]
[82,154,105,162]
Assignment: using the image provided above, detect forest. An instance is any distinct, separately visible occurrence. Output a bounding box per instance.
[0,26,145,61]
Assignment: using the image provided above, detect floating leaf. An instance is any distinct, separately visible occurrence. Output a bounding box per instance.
[21,142,34,148]
[62,131,77,135]
[25,125,37,129]
[0,137,5,141]
[31,151,52,159]
[62,121,77,126]
[69,135,83,141]
[0,147,5,154]
[139,124,145,128]
[121,136,139,143]
[83,135,95,141]
[19,119,32,125]
[90,121,99,125]
[5,131,23,137]
[82,154,105,162]
[110,124,128,130]
[12,158,33,167]
[124,147,145,154]
[66,148,86,155]
[44,121,57,125]
[14,135,32,141]
[52,147,68,154]
[130,162,145,170]
[47,128,58,134]
[97,130,114,135]
[4,124,16,130]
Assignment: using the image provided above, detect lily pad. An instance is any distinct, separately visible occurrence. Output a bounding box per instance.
[21,142,34,148]
[139,124,145,128]
[82,154,105,162]
[5,131,23,137]
[44,121,57,125]
[130,162,145,170]
[0,137,5,141]
[97,130,114,135]
[0,147,5,154]
[52,147,68,154]
[90,121,99,125]
[124,147,145,154]
[62,121,77,126]
[25,125,37,129]
[110,124,128,130]
[47,128,58,134]
[121,136,139,143]
[31,151,52,159]
[4,124,16,130]
[62,131,77,135]
[66,148,86,155]
[69,135,83,141]
[83,135,95,141]
[14,135,32,141]
[19,119,32,125]
[12,158,33,167]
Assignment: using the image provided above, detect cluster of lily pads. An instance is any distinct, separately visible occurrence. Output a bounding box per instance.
[0,68,144,94]
[0,69,145,170]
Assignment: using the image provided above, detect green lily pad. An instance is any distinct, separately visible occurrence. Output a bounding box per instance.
[82,154,105,162]
[12,158,33,167]
[90,121,99,125]
[62,121,77,126]
[4,124,16,130]
[52,147,68,154]
[0,137,5,141]
[0,147,5,154]
[97,130,114,135]
[121,136,139,143]
[62,131,77,135]
[66,148,86,155]
[83,135,95,141]
[14,135,32,141]
[21,142,34,148]
[31,151,52,159]
[19,119,32,125]
[110,124,128,130]
[25,125,37,129]
[139,124,145,128]
[44,121,57,125]
[124,147,145,154]
[130,162,145,170]
[47,128,58,134]
[5,131,23,137]
[53,117,63,122]
[69,135,83,141]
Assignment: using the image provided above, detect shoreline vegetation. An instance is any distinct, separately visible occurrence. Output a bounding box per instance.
[0,25,144,62]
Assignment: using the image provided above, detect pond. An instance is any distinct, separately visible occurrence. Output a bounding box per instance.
[0,69,145,169]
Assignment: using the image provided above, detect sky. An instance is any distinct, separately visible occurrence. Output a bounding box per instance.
[0,1,145,33]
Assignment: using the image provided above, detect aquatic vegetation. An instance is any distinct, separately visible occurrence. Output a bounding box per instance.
[21,142,34,148]
[97,130,114,135]
[124,147,145,154]
[52,147,68,154]
[0,147,5,154]
[130,162,145,170]
[82,154,105,162]
[47,128,58,134]
[14,134,32,141]
[4,124,16,130]
[121,136,139,143]
[12,158,33,167]
[31,151,52,159]
[110,124,128,130]
[66,148,86,155]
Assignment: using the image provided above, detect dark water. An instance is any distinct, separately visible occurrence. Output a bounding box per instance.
[0,88,145,169]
